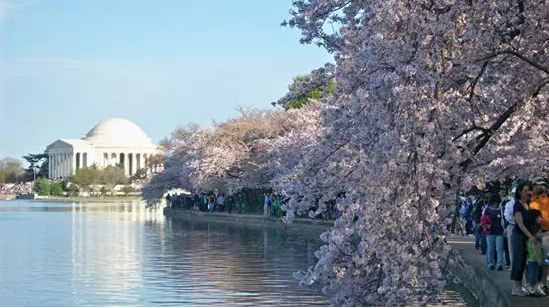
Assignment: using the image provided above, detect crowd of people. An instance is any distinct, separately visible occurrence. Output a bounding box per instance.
[165,192,245,214]
[458,177,549,297]
[166,189,342,220]
[166,191,288,218]
[0,182,33,197]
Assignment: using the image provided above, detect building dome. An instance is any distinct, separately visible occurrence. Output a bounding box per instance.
[84,118,154,148]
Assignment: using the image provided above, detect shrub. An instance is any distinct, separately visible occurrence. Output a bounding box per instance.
[49,181,64,196]
[33,178,51,196]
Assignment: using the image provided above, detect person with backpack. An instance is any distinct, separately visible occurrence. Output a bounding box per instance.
[473,195,487,254]
[459,197,470,235]
[481,193,505,271]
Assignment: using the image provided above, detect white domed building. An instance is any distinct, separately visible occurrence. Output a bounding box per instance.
[46,118,161,179]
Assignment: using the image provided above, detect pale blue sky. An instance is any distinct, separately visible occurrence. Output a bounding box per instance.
[0,0,332,162]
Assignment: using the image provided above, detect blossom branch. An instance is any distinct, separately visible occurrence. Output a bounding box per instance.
[478,50,549,74]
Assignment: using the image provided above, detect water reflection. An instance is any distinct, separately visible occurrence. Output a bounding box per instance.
[69,201,149,305]
[0,200,327,306]
[154,219,326,306]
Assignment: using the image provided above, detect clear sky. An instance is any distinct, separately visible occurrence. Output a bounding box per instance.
[0,0,332,162]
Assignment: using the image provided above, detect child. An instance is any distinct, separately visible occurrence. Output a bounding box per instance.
[525,209,544,296]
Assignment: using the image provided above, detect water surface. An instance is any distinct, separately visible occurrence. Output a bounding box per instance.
[0,200,327,306]
[0,200,469,306]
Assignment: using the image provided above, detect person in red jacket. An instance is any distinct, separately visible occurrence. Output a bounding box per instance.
[481,194,505,271]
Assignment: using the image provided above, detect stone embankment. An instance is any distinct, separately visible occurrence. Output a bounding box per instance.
[448,236,547,307]
[163,207,332,233]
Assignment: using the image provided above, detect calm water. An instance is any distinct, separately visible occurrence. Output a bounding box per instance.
[0,200,469,306]
[0,200,327,306]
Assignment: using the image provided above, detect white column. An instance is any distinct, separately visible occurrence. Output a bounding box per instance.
[60,153,64,178]
[52,154,57,179]
[61,153,66,178]
[131,153,137,176]
[57,154,62,178]
[66,153,70,177]
[120,152,130,176]
[48,154,52,179]
[71,153,76,175]
[69,153,73,175]
[58,153,62,178]
[142,154,146,174]
[60,153,65,178]
[64,153,69,178]
[127,153,132,176]
[53,154,57,179]
[137,153,142,171]
[123,153,129,176]
[68,153,72,175]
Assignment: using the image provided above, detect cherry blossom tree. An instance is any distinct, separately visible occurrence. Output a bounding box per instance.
[142,123,209,207]
[142,107,323,206]
[190,108,280,193]
[277,0,547,305]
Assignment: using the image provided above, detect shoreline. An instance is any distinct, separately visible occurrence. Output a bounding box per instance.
[7,196,143,203]
[163,207,333,233]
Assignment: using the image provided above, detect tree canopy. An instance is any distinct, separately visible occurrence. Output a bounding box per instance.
[0,157,25,184]
[22,152,49,180]
[70,166,128,192]
[274,64,336,109]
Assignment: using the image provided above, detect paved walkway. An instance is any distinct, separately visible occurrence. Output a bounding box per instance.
[449,236,548,306]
